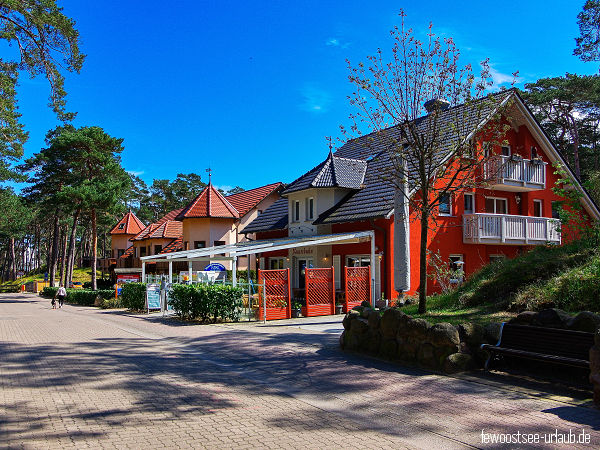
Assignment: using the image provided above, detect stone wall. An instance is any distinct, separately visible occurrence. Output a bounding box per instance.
[340,305,499,374]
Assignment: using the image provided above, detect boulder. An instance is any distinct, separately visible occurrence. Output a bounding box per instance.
[596,328,600,347]
[404,318,430,340]
[339,331,345,349]
[567,311,600,333]
[417,343,438,369]
[367,309,381,329]
[443,353,474,374]
[590,345,600,407]
[381,308,404,337]
[458,322,485,350]
[534,308,571,329]
[350,317,369,334]
[379,338,398,359]
[510,311,538,325]
[361,307,373,319]
[342,310,360,330]
[427,323,460,347]
[484,322,502,344]
[361,300,371,308]
[364,329,382,353]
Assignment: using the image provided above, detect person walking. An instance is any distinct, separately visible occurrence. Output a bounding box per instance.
[55,285,67,308]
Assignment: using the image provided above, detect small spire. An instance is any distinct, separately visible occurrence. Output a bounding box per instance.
[327,136,333,157]
[206,167,212,185]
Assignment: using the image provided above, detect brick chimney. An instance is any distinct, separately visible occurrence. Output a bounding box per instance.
[424,98,450,113]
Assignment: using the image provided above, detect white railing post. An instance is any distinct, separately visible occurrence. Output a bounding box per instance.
[524,218,529,244]
[501,216,506,243]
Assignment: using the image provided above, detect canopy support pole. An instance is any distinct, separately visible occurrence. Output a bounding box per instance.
[232,256,237,287]
[168,260,173,284]
[141,262,146,283]
[370,232,376,308]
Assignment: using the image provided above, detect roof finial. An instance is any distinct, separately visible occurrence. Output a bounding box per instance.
[206,167,212,185]
[326,136,333,157]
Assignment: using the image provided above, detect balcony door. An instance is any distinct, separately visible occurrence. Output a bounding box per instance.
[485,197,507,214]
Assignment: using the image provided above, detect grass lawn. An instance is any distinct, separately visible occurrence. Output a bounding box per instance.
[398,296,517,326]
[1,267,106,286]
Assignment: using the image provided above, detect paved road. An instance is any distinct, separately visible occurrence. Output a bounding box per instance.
[1,293,599,449]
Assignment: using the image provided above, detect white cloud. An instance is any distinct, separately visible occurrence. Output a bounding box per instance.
[326,37,350,49]
[215,185,233,193]
[489,66,520,86]
[300,84,332,114]
[127,170,145,177]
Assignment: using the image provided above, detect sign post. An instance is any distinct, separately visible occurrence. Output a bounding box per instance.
[146,283,161,313]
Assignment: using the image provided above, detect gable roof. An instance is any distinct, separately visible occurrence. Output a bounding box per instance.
[132,209,184,241]
[110,211,145,235]
[159,238,183,254]
[282,151,367,195]
[175,184,239,220]
[246,89,600,233]
[226,182,283,217]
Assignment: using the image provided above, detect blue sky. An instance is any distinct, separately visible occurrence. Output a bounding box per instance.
[8,1,599,192]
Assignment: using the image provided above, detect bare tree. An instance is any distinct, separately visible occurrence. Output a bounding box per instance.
[344,11,513,313]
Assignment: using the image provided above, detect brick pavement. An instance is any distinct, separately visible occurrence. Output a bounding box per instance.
[1,293,599,449]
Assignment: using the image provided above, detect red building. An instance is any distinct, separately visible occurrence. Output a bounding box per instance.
[243,91,600,302]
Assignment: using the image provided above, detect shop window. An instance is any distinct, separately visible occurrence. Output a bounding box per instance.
[346,256,370,267]
[439,193,451,216]
[464,193,474,214]
[269,258,285,270]
[194,241,206,249]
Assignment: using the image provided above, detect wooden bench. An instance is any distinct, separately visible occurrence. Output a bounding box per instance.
[481,323,594,371]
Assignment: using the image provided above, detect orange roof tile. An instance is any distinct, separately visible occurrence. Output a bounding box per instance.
[110,211,145,235]
[120,246,135,259]
[175,184,239,220]
[132,209,184,241]
[159,238,183,254]
[225,182,283,217]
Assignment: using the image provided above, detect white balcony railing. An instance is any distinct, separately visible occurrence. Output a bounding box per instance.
[484,155,546,190]
[463,213,561,245]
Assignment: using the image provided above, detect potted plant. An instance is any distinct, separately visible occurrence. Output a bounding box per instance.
[335,300,344,315]
[291,301,303,318]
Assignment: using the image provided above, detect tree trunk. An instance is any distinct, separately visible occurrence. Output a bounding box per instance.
[59,225,68,286]
[418,209,430,314]
[9,239,16,281]
[49,214,60,287]
[91,208,98,290]
[65,208,80,287]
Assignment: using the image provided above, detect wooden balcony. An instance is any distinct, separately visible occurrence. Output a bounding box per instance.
[463,213,561,245]
[484,155,546,191]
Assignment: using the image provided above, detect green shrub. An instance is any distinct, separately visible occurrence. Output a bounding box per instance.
[41,287,58,298]
[169,283,243,322]
[67,289,114,306]
[101,297,123,309]
[121,282,147,311]
[225,270,257,283]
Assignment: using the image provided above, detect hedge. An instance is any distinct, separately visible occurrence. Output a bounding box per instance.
[121,282,146,311]
[169,283,243,322]
[40,287,114,306]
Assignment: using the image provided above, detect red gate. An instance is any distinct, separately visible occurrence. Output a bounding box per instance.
[258,268,291,320]
[305,267,335,317]
[345,266,371,312]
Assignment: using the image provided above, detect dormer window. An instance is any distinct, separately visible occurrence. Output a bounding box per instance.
[118,223,125,230]
[293,200,300,222]
[306,197,314,220]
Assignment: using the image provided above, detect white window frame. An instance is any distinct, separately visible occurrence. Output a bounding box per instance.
[501,145,511,157]
[533,199,543,217]
[438,193,452,216]
[292,200,300,222]
[485,196,508,214]
[306,197,314,220]
[483,142,491,158]
[464,193,475,215]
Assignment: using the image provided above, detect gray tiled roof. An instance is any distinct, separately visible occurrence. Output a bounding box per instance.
[282,151,367,194]
[247,91,514,231]
[242,197,289,233]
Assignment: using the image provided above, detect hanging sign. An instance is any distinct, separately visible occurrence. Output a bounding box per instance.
[204,263,226,272]
[146,284,161,311]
